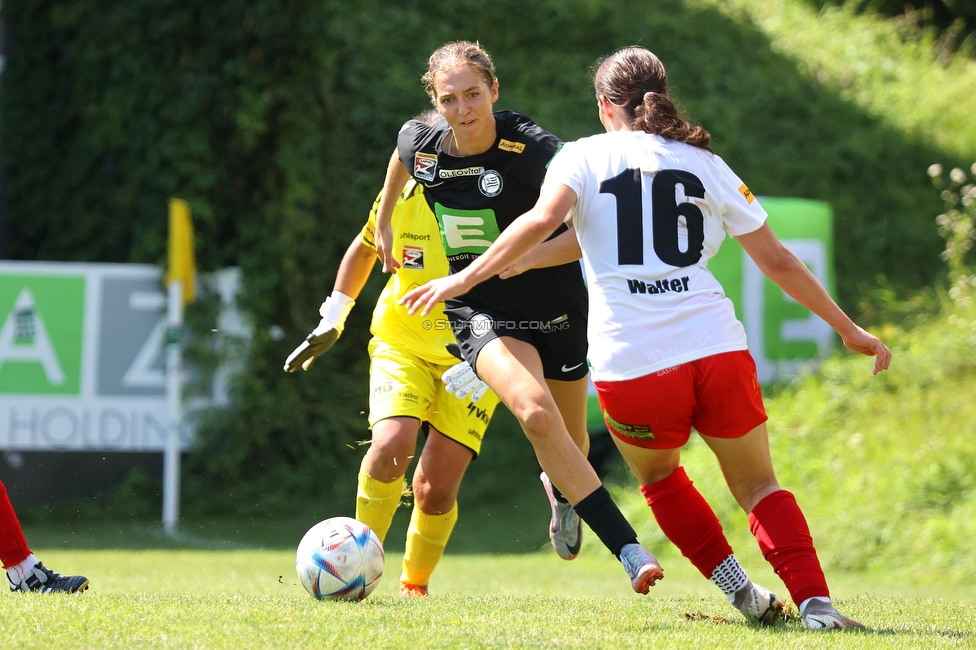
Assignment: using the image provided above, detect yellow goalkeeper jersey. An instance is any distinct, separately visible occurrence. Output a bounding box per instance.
[360,180,457,365]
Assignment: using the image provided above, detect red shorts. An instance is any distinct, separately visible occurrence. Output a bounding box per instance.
[594,350,767,450]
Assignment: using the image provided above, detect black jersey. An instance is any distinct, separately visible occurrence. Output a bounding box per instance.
[397,110,584,317]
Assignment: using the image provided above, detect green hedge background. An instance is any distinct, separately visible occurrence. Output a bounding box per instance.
[2,0,975,518]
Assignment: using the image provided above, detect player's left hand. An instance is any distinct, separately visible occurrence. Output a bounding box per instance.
[442,360,490,403]
[838,324,892,375]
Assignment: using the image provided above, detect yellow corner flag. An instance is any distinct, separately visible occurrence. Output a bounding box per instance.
[164,198,197,305]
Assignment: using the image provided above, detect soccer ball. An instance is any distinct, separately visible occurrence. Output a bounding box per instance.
[295,517,384,601]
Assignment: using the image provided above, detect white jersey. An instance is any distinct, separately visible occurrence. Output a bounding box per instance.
[546,130,767,381]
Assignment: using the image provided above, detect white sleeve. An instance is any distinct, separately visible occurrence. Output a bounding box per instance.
[712,155,767,236]
[543,141,585,223]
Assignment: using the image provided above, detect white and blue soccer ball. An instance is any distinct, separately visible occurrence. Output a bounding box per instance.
[295,517,384,601]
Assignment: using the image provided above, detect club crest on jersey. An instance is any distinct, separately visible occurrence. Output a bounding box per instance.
[414,153,438,182]
[479,170,503,197]
[401,246,424,270]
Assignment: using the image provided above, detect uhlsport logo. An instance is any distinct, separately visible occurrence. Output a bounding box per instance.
[0,276,85,395]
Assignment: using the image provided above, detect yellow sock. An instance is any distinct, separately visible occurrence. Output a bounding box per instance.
[400,502,458,587]
[355,458,405,545]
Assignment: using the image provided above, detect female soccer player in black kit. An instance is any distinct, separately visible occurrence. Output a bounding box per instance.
[372,41,663,593]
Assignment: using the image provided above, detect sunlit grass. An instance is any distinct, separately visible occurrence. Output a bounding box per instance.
[706,0,976,158]
[2,549,974,649]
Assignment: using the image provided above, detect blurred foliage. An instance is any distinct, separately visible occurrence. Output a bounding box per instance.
[2,0,976,514]
[929,162,976,296]
[803,0,976,60]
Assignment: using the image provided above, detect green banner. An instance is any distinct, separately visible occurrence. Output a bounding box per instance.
[0,275,85,395]
[710,197,835,384]
[1,263,246,451]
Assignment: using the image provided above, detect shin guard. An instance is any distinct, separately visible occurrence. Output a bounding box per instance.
[748,490,829,605]
[640,466,733,578]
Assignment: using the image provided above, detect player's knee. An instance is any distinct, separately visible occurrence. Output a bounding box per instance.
[514,401,556,441]
[731,479,781,513]
[364,444,410,481]
[365,443,393,465]
[412,480,453,515]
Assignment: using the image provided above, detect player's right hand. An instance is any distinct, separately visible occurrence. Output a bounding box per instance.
[375,223,400,274]
[400,273,471,317]
[283,292,355,373]
[284,329,340,373]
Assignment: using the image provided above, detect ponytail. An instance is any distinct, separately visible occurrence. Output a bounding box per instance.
[633,92,712,153]
[595,46,712,153]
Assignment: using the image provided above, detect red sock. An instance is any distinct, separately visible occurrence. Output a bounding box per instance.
[748,490,829,605]
[640,466,733,578]
[0,480,31,568]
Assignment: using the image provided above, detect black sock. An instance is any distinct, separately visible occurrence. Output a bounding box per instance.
[573,485,638,557]
[551,483,569,504]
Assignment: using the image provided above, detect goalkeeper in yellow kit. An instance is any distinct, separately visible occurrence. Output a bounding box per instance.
[284,121,500,597]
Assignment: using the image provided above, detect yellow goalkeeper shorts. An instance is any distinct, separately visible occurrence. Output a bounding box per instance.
[367,338,499,456]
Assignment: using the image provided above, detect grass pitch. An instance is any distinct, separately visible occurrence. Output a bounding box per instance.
[2,546,974,649]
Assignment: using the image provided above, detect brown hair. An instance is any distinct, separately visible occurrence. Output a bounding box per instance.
[594,46,712,153]
[421,41,497,101]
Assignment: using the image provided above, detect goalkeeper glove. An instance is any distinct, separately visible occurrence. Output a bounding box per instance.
[442,359,490,403]
[283,291,355,372]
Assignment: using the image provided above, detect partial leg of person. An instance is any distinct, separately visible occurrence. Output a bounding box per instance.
[595,360,782,624]
[539,376,589,560]
[0,479,32,575]
[705,424,865,630]
[614,440,784,624]
[399,428,474,597]
[356,417,419,544]
[546,376,590,457]
[476,336,662,593]
[1,480,88,593]
[358,340,431,543]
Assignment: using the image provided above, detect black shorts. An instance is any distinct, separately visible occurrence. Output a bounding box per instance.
[445,299,589,382]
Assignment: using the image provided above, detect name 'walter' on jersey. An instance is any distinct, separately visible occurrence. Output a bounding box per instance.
[546,130,768,382]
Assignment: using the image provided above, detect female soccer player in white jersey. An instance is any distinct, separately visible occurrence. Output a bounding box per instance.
[373,41,665,594]
[402,46,891,629]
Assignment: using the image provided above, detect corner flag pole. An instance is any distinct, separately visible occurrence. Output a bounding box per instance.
[163,277,183,536]
[163,198,196,536]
